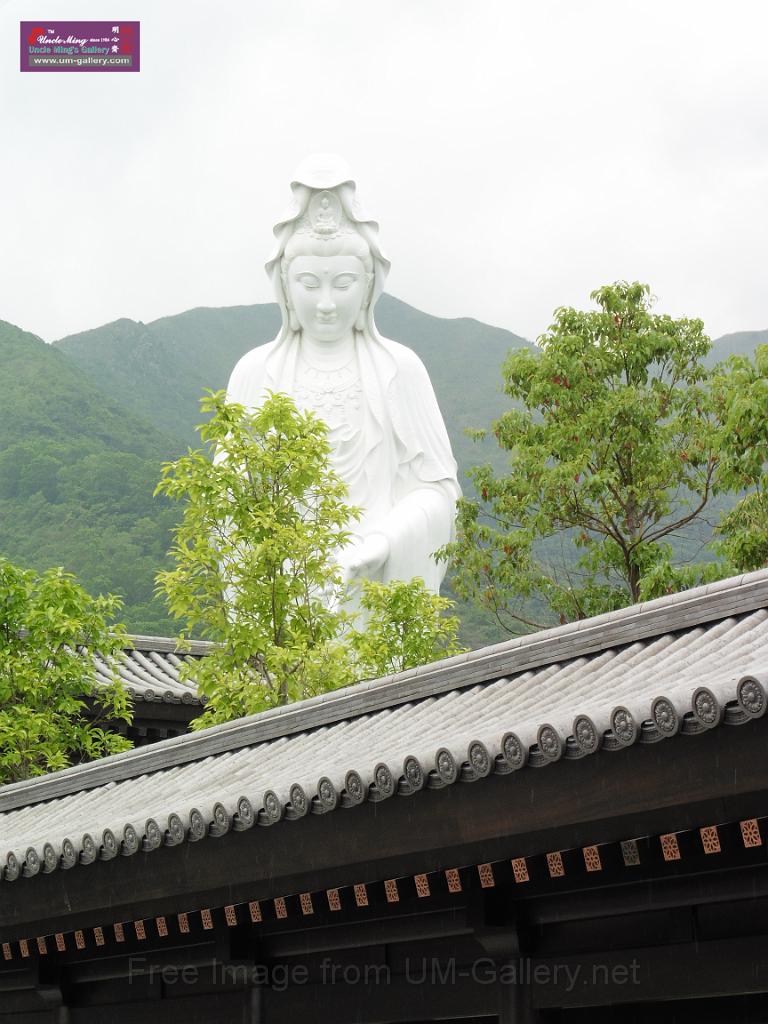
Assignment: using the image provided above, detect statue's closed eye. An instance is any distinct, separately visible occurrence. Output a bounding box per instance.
[334,274,358,290]
[296,274,320,289]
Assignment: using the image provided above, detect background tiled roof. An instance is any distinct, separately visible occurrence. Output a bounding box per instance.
[93,635,209,706]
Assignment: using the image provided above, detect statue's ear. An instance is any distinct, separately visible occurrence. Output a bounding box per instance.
[282,270,300,331]
[355,273,374,330]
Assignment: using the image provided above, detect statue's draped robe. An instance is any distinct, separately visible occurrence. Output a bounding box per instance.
[226,333,460,592]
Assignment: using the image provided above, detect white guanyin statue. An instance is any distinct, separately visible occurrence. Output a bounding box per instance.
[226,154,460,595]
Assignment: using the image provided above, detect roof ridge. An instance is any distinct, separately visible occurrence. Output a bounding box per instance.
[122,634,216,656]
[3,569,767,812]
[124,569,768,664]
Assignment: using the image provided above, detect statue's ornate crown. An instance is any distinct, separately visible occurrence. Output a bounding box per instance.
[306,190,344,238]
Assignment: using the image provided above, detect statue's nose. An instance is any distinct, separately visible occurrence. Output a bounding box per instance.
[317,296,335,314]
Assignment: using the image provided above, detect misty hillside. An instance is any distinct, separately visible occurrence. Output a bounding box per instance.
[0,319,180,634]
[1,303,766,645]
[705,329,768,365]
[54,295,535,478]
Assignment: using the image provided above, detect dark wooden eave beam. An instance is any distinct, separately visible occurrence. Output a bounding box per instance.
[2,719,768,942]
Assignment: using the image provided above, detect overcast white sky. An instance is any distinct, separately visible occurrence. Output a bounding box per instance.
[1,0,766,343]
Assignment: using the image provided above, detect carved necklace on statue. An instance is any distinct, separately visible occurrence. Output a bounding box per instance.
[294,343,368,503]
[294,344,363,430]
[294,359,361,416]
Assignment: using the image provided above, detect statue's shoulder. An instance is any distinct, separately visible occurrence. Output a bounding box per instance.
[376,335,431,381]
[229,340,276,379]
[226,340,278,401]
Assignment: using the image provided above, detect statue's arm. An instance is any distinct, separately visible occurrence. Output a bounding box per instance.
[339,481,456,591]
[375,480,456,590]
[360,345,460,590]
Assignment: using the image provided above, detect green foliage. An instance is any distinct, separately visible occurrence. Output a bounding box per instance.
[712,345,768,571]
[156,392,471,725]
[0,557,133,785]
[443,282,729,632]
[350,578,466,678]
[156,390,360,726]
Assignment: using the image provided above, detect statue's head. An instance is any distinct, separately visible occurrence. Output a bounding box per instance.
[281,193,374,342]
[266,155,390,344]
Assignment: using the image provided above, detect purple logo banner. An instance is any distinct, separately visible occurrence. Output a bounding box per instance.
[20,21,140,72]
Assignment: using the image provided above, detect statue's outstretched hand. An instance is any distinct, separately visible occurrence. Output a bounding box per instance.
[337,533,390,585]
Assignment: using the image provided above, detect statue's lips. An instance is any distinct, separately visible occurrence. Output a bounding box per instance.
[315,316,338,325]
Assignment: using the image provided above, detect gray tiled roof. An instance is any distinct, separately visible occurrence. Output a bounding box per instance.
[93,635,208,705]
[1,570,768,882]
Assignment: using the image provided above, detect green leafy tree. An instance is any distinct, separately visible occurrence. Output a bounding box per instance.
[712,344,768,571]
[156,390,360,726]
[0,558,133,784]
[350,578,466,678]
[157,391,470,727]
[443,282,728,633]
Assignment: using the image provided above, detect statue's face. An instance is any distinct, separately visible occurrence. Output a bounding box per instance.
[287,254,367,343]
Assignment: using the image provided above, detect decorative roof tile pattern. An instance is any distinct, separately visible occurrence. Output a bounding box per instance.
[93,635,208,705]
[2,570,768,883]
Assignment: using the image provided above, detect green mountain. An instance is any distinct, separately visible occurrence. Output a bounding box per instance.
[53,306,280,449]
[0,320,180,635]
[54,295,534,480]
[1,304,765,649]
[705,329,768,365]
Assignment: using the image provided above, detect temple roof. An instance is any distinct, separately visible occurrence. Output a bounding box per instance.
[94,634,208,706]
[1,569,767,883]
